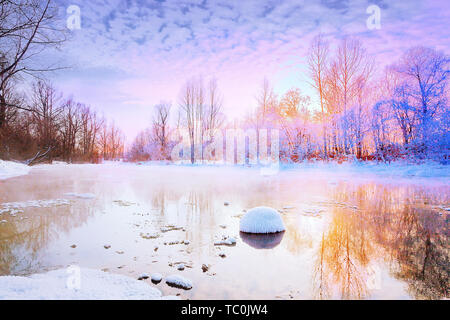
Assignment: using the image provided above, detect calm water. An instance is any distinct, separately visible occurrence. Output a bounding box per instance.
[0,164,448,300]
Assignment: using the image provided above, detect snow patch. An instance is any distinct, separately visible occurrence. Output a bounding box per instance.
[0,199,71,212]
[0,160,30,180]
[0,268,170,300]
[239,206,285,234]
[64,193,96,199]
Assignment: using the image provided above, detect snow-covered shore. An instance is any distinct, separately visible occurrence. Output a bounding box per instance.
[280,161,450,180]
[0,160,30,180]
[121,160,450,181]
[0,268,178,300]
[3,158,448,183]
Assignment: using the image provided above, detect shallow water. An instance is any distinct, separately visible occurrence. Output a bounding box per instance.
[0,164,448,300]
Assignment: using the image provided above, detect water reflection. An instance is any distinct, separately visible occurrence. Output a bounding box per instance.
[0,165,448,299]
[240,232,285,249]
[313,184,449,300]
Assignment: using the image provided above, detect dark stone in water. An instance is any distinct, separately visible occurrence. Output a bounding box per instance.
[239,231,285,249]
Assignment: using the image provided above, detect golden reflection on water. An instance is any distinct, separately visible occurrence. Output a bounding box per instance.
[0,165,448,299]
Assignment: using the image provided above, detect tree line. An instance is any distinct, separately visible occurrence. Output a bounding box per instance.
[1,1,448,165]
[0,0,124,163]
[129,36,449,164]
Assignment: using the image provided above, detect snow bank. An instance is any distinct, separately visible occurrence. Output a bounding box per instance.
[0,268,172,300]
[165,275,193,290]
[239,206,285,234]
[0,160,30,180]
[281,161,450,181]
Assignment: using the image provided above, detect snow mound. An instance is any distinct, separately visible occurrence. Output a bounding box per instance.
[239,206,285,234]
[165,275,193,290]
[0,160,30,180]
[0,268,169,300]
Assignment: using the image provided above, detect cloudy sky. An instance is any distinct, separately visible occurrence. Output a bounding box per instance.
[50,0,450,142]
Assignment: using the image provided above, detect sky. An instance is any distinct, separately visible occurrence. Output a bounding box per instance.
[48,0,450,143]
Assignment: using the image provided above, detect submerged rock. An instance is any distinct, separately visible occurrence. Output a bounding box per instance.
[140,232,160,240]
[161,225,184,233]
[239,206,285,234]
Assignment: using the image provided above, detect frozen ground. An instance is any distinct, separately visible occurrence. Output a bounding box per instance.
[0,268,178,300]
[0,160,30,180]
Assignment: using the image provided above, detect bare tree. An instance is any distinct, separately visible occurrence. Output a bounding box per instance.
[179,77,205,163]
[204,78,224,141]
[308,34,330,158]
[30,80,63,161]
[59,98,81,162]
[152,101,171,160]
[0,0,66,129]
[326,38,373,155]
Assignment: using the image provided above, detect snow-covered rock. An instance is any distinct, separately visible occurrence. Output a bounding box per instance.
[0,160,30,180]
[0,268,169,300]
[165,275,192,290]
[151,273,162,284]
[239,206,285,234]
[176,264,185,271]
[214,237,237,246]
[138,273,149,280]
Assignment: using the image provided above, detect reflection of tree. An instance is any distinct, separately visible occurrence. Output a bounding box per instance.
[314,212,375,299]
[0,203,94,275]
[313,183,449,300]
[381,207,448,299]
